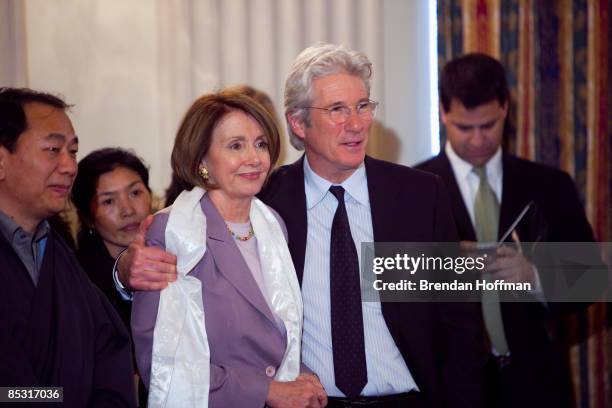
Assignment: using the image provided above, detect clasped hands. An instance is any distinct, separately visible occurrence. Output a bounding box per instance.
[267,374,327,408]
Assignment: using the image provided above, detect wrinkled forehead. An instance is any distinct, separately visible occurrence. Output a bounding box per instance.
[310,73,369,105]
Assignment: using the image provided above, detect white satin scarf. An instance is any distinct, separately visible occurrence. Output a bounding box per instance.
[147,187,303,407]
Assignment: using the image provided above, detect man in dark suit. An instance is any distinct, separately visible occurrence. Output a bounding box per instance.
[258,43,486,408]
[118,43,486,407]
[416,53,598,408]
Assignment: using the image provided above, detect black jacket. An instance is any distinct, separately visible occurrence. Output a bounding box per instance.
[416,151,598,407]
[260,155,486,408]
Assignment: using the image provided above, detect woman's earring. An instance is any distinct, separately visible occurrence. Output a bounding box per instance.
[198,165,209,181]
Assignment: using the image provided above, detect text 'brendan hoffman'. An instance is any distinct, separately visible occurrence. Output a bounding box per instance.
[372,279,532,292]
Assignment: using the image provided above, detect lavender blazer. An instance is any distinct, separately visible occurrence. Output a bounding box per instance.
[132,194,292,407]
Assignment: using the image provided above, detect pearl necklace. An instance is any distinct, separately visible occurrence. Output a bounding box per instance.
[226,222,255,241]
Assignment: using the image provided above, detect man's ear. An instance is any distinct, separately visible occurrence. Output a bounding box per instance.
[501,101,509,118]
[286,111,306,139]
[0,147,7,181]
[439,103,448,125]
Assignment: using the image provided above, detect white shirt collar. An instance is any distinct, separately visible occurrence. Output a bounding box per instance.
[303,155,370,210]
[445,142,502,184]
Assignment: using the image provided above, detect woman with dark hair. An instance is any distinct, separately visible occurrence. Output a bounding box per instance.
[72,148,152,406]
[71,147,152,327]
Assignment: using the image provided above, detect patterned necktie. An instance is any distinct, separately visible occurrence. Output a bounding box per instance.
[473,166,509,355]
[329,185,367,398]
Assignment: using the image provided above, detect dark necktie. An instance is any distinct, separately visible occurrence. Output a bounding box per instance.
[329,185,367,398]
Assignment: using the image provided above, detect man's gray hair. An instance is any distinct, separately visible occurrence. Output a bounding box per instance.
[284,43,372,150]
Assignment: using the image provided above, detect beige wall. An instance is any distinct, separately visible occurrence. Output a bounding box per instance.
[1,0,437,194]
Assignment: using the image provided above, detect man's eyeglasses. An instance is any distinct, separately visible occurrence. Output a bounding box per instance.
[304,100,379,124]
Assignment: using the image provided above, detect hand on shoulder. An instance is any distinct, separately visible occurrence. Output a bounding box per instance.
[117,214,178,291]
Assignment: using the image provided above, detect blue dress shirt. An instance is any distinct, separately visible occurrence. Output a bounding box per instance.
[301,157,417,397]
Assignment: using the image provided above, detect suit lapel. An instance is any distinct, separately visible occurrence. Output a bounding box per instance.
[498,153,531,241]
[363,157,432,375]
[201,196,278,327]
[433,153,477,241]
[365,156,399,242]
[434,152,534,242]
[263,157,308,284]
[283,159,308,284]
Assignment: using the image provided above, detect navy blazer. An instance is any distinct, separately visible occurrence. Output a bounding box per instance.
[260,155,486,408]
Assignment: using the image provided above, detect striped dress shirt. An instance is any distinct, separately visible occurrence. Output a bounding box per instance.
[301,157,417,397]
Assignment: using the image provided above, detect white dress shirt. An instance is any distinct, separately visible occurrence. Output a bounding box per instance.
[445,142,503,225]
[445,143,543,302]
[301,156,417,397]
